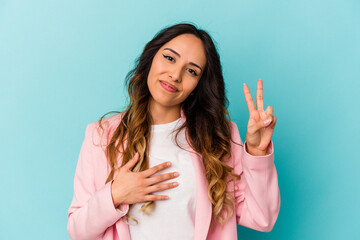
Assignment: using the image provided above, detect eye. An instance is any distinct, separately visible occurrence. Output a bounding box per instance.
[163,54,198,76]
[163,54,174,62]
[187,68,198,76]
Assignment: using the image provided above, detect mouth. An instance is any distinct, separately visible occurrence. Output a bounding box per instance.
[160,80,179,92]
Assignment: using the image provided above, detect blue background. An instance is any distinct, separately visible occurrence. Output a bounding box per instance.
[1,0,359,239]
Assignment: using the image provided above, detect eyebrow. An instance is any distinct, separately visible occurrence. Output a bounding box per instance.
[163,47,203,71]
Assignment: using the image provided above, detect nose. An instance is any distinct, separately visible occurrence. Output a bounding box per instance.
[168,66,182,82]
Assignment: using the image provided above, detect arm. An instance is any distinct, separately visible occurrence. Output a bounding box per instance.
[67,123,129,240]
[231,121,281,232]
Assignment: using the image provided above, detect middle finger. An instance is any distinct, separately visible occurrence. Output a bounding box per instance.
[243,83,256,113]
[145,181,179,195]
[145,172,180,186]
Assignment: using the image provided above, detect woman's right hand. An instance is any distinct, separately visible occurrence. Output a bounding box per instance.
[110,152,180,208]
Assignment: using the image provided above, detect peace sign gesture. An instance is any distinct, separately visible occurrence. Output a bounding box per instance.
[242,79,277,156]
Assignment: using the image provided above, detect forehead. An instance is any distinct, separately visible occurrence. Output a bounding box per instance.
[161,34,206,66]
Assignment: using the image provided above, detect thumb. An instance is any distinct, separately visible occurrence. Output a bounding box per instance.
[262,116,273,128]
[250,116,273,133]
[124,152,140,170]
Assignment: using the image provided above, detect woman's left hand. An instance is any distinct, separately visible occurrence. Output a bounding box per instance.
[242,79,277,156]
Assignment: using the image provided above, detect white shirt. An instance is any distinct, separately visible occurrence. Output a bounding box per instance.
[128,117,197,240]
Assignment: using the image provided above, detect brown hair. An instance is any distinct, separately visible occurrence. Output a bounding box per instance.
[97,22,242,228]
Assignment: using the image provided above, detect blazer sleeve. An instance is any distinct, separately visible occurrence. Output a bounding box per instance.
[230,121,281,232]
[67,123,129,240]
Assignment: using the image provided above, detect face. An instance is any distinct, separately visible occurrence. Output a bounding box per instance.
[147,33,207,110]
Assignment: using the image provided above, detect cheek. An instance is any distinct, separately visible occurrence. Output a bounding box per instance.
[183,80,199,94]
[148,61,161,88]
[149,58,166,78]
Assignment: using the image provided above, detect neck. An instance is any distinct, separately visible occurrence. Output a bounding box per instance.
[149,99,181,125]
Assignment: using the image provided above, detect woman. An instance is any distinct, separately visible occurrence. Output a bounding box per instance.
[67,23,280,240]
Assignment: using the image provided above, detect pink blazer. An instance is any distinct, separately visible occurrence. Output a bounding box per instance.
[67,108,280,240]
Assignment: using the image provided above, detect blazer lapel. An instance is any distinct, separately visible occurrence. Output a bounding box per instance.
[180,108,212,240]
[116,219,131,240]
[114,162,131,240]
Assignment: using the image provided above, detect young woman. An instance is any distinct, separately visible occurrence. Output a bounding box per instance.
[67,23,280,240]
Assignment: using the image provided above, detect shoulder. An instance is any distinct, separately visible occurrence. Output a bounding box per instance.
[85,112,125,149]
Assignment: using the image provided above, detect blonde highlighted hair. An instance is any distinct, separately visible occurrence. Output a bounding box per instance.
[98,23,242,228]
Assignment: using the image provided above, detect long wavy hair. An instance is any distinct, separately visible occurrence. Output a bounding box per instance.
[97,22,242,228]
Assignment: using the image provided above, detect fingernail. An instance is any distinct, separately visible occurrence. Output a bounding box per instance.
[264,118,272,125]
[167,162,171,166]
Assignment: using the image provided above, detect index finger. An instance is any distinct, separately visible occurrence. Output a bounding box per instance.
[243,83,256,112]
[142,161,172,177]
[123,152,139,170]
[256,79,264,111]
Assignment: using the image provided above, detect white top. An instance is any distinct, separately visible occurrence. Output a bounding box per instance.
[128,117,197,240]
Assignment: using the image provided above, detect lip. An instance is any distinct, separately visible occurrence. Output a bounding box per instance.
[160,80,178,92]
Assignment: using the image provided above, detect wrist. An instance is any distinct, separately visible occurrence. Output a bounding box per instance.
[111,181,121,208]
[246,142,267,156]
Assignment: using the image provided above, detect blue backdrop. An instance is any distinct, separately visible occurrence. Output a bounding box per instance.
[1,0,359,239]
